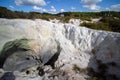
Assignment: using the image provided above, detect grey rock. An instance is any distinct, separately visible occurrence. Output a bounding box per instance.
[0,72,15,80]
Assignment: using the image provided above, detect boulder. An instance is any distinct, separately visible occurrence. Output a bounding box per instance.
[0,38,41,71]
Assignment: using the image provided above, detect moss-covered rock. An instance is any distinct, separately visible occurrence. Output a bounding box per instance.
[0,38,40,71]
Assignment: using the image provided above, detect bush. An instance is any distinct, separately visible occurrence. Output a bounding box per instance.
[40,16,50,21]
[80,17,91,21]
[109,19,120,32]
[60,17,71,23]
[80,22,111,31]
[80,22,95,28]
[100,17,110,23]
[100,17,120,32]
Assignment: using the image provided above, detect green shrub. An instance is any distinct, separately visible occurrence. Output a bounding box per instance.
[100,17,120,32]
[40,16,50,21]
[80,22,111,31]
[80,22,95,28]
[61,17,71,23]
[80,17,91,21]
[109,19,120,32]
[100,17,110,23]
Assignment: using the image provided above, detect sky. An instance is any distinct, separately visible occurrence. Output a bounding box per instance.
[0,0,120,13]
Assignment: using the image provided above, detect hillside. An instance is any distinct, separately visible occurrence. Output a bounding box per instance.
[0,19,120,80]
[0,6,120,32]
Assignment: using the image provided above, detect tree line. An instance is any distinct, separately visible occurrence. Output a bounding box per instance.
[0,6,120,32]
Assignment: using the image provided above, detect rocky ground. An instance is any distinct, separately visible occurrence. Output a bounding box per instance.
[0,18,120,80]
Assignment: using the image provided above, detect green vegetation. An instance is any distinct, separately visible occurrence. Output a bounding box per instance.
[0,38,31,68]
[0,6,120,32]
[0,6,17,18]
[2,38,31,53]
[99,17,120,32]
[80,22,111,31]
[80,16,120,32]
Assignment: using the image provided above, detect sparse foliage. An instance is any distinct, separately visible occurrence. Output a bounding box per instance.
[0,6,120,32]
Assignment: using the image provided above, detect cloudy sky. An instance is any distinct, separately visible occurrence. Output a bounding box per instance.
[0,0,120,13]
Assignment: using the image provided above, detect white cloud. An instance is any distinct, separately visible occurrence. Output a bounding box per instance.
[83,4,100,11]
[9,5,14,9]
[42,9,47,12]
[15,0,46,6]
[110,4,120,11]
[60,9,65,12]
[105,8,109,10]
[33,6,47,12]
[50,6,56,12]
[81,0,102,5]
[33,6,42,10]
[81,0,102,11]
[71,7,76,10]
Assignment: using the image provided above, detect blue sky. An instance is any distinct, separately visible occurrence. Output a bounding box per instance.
[0,0,120,13]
